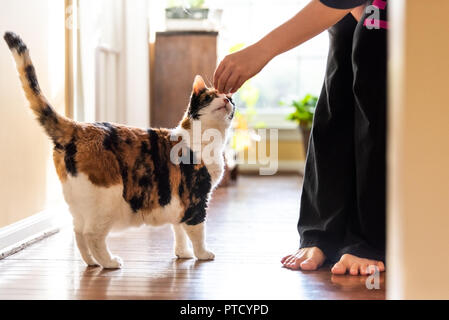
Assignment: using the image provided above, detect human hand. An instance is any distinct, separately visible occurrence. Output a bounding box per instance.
[213,43,272,94]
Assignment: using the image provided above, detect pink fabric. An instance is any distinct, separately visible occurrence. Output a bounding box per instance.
[364,19,388,29]
[372,0,387,9]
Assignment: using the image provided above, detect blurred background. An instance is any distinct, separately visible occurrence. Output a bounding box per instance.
[1,0,324,228]
[67,0,326,176]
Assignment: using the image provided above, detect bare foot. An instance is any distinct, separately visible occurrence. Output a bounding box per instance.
[281,247,326,271]
[331,254,385,275]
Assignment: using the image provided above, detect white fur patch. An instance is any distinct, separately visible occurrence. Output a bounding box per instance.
[62,173,185,233]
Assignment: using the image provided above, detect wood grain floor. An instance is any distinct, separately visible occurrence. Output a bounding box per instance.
[0,175,385,300]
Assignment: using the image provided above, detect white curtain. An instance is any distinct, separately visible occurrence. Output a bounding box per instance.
[76,0,150,127]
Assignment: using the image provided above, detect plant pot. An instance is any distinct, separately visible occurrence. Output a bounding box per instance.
[299,123,312,157]
[165,7,209,20]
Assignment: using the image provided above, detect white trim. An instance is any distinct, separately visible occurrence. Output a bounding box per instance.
[245,127,304,141]
[241,108,299,130]
[0,205,71,260]
[239,160,305,175]
[277,128,303,141]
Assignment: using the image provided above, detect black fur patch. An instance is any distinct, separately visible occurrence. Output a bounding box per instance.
[64,139,78,176]
[38,104,61,146]
[179,149,196,191]
[178,182,184,197]
[99,122,119,151]
[191,167,212,199]
[129,142,154,212]
[182,205,207,226]
[38,105,58,127]
[120,165,130,200]
[100,123,133,202]
[96,123,164,213]
[188,89,217,119]
[148,129,171,207]
[96,122,132,208]
[138,175,151,188]
[3,32,27,55]
[25,65,40,94]
[129,195,144,212]
[54,143,64,151]
[179,149,212,225]
[227,97,236,120]
[184,167,211,225]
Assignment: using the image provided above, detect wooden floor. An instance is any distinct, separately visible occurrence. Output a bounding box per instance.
[0,175,385,300]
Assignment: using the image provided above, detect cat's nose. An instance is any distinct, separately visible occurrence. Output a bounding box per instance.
[223,98,229,104]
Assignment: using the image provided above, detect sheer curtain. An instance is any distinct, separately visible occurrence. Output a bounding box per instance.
[75,0,150,127]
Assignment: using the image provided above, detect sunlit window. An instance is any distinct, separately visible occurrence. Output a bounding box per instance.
[149,0,329,127]
[215,0,328,112]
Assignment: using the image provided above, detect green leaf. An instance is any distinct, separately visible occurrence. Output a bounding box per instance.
[279,93,318,126]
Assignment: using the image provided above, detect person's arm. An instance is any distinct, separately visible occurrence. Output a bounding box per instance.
[214,0,355,94]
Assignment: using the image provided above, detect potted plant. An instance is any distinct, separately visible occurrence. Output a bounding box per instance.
[166,0,209,20]
[281,94,318,155]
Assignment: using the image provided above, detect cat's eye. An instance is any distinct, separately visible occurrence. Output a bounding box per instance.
[204,95,213,103]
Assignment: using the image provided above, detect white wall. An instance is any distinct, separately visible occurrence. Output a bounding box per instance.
[0,0,65,228]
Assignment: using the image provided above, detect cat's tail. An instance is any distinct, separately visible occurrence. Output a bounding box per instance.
[3,31,75,146]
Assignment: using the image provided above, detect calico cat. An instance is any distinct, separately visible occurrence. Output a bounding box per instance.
[4,32,235,269]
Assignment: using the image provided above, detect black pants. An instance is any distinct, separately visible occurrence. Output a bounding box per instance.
[298,6,387,263]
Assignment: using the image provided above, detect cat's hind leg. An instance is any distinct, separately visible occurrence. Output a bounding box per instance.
[182,222,215,260]
[73,217,98,266]
[84,220,122,269]
[75,232,98,267]
[172,224,194,259]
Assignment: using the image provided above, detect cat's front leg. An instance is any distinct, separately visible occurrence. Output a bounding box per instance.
[182,222,215,260]
[172,224,194,259]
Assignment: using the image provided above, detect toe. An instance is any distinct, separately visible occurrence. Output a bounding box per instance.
[349,263,360,275]
[331,261,347,275]
[360,264,369,275]
[281,255,292,264]
[286,256,306,270]
[365,263,377,274]
[300,258,319,271]
[282,256,295,267]
[377,261,385,272]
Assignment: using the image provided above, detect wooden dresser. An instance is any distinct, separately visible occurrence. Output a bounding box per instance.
[150,31,218,128]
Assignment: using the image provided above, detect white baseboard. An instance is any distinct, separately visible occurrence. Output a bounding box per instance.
[239,160,305,175]
[0,205,71,260]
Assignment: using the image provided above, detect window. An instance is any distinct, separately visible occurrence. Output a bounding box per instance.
[215,0,329,123]
[149,0,329,128]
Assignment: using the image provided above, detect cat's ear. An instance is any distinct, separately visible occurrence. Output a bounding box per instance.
[192,75,206,94]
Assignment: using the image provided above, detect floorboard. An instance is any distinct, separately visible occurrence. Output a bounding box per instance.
[0,175,385,300]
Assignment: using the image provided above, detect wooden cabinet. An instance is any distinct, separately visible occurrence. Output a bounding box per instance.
[151,31,218,128]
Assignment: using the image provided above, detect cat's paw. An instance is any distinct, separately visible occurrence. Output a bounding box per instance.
[175,248,194,259]
[195,250,215,261]
[86,262,100,268]
[102,256,123,269]
[83,257,99,267]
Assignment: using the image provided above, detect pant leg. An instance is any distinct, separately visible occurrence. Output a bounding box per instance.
[339,1,388,261]
[298,14,358,262]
